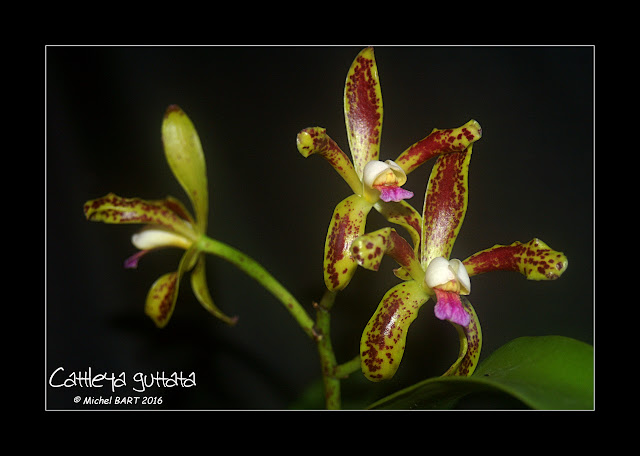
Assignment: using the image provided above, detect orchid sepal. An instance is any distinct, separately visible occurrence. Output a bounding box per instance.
[351,227,424,284]
[344,47,383,179]
[162,105,209,233]
[373,199,422,255]
[190,254,238,326]
[145,271,179,328]
[462,238,568,280]
[441,296,482,377]
[83,193,197,242]
[360,280,430,381]
[421,145,473,269]
[395,119,482,175]
[296,127,362,195]
[145,244,198,328]
[323,194,373,291]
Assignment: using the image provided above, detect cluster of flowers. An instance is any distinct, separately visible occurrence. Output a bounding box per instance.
[84,48,567,382]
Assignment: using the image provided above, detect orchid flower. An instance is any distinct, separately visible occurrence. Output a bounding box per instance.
[83,105,236,328]
[297,47,482,292]
[351,145,568,381]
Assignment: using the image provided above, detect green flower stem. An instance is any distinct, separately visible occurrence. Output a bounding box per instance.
[334,355,361,379]
[314,290,340,409]
[197,235,317,340]
[198,236,359,409]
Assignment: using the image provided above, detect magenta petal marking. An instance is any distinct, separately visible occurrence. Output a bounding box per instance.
[124,250,148,269]
[376,185,414,203]
[433,289,470,327]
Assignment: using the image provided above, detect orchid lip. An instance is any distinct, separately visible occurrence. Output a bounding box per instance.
[433,289,471,327]
[375,186,414,203]
[131,227,193,250]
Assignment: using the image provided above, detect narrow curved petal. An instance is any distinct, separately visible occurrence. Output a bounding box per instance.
[360,281,429,381]
[351,228,424,284]
[83,193,196,241]
[190,254,238,325]
[162,105,209,232]
[442,297,482,377]
[462,238,568,280]
[296,127,362,195]
[421,146,473,269]
[395,120,482,175]
[374,199,422,254]
[344,47,383,179]
[144,245,199,328]
[324,194,373,291]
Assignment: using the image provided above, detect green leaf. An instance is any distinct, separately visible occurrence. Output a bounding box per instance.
[368,335,593,410]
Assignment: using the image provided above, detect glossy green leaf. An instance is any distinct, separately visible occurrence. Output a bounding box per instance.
[368,336,594,410]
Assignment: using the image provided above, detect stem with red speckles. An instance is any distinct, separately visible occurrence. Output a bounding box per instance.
[197,235,317,340]
[314,290,363,409]
[314,290,340,409]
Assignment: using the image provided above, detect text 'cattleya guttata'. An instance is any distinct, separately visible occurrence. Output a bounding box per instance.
[351,137,568,382]
[297,47,482,292]
[83,105,236,328]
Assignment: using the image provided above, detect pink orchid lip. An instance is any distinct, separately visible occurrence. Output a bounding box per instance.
[375,185,414,203]
[433,288,471,327]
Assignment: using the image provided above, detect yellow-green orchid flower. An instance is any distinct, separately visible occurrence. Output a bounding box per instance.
[83,105,236,328]
[297,47,482,292]
[351,145,568,381]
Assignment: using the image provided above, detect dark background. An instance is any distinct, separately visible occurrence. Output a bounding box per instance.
[46,45,594,409]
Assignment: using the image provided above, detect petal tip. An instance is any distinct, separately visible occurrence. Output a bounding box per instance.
[164,104,183,117]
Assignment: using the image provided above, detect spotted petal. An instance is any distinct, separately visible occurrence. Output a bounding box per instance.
[162,105,209,232]
[344,47,383,179]
[296,127,362,195]
[360,280,429,381]
[421,146,473,269]
[374,199,422,255]
[395,120,482,175]
[323,194,373,291]
[144,244,199,328]
[83,193,197,241]
[351,228,424,284]
[442,297,482,377]
[462,238,568,280]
